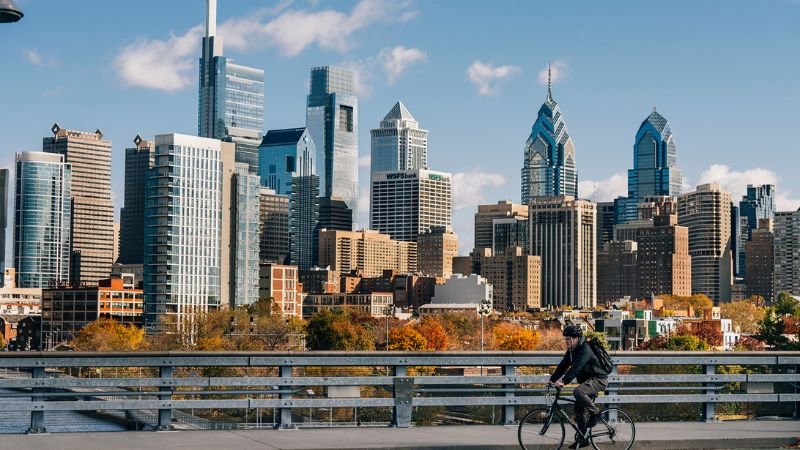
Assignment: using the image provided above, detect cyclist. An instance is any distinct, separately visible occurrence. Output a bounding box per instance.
[547,325,609,449]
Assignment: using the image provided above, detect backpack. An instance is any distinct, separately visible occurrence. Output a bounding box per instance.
[588,337,613,374]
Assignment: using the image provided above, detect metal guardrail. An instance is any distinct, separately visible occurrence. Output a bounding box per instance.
[0,351,798,433]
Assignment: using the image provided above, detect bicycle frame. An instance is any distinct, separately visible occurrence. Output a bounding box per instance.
[542,386,613,442]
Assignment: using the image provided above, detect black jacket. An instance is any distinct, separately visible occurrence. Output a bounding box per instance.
[549,337,609,384]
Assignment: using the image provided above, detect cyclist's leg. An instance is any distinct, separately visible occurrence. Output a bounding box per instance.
[574,378,607,430]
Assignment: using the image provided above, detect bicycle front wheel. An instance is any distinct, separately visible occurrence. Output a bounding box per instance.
[589,408,635,450]
[518,408,565,450]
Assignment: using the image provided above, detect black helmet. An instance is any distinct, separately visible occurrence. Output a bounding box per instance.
[562,325,583,338]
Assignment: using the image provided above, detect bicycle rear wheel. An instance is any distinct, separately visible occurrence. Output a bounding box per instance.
[589,408,635,450]
[518,408,565,450]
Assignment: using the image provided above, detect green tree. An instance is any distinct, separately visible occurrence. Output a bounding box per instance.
[754,309,789,350]
[665,334,709,351]
[305,309,375,350]
[774,291,799,317]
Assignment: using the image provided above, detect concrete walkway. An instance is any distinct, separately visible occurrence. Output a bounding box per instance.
[3,421,799,449]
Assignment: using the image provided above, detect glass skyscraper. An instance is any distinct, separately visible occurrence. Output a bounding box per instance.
[119,135,154,264]
[231,163,261,307]
[198,0,264,174]
[13,152,72,288]
[0,168,7,276]
[370,101,428,175]
[521,71,577,204]
[290,175,320,270]
[258,128,316,195]
[615,108,683,224]
[738,184,775,276]
[306,66,358,226]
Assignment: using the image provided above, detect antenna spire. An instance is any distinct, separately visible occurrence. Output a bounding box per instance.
[206,0,217,37]
[547,62,553,100]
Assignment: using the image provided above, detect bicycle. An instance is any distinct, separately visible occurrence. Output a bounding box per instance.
[518,385,635,450]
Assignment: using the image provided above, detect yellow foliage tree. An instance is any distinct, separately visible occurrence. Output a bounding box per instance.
[720,300,766,334]
[388,326,428,351]
[414,316,449,350]
[492,322,539,350]
[534,328,567,351]
[72,318,145,351]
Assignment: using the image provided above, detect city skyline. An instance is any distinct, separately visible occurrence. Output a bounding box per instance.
[2,0,800,256]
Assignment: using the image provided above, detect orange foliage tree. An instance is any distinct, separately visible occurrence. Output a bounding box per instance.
[388,326,428,351]
[72,318,145,351]
[492,322,539,350]
[413,316,449,350]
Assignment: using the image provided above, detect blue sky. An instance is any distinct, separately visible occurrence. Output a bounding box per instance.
[2,0,799,256]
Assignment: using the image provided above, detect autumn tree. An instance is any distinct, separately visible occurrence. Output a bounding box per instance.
[720,300,766,334]
[438,312,480,350]
[734,336,765,351]
[388,326,428,351]
[413,316,449,351]
[660,294,713,317]
[305,309,375,351]
[534,328,567,351]
[492,322,539,350]
[693,324,723,347]
[72,318,145,351]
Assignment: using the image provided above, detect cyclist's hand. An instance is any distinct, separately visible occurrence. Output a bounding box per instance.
[554,380,565,388]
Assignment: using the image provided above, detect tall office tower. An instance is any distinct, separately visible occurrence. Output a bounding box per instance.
[521,67,577,204]
[370,101,428,176]
[370,169,452,242]
[746,219,774,302]
[528,196,596,308]
[231,163,261,307]
[0,168,7,275]
[492,216,528,255]
[678,183,732,304]
[318,196,353,231]
[479,247,541,312]
[615,108,682,224]
[597,241,638,304]
[258,128,315,195]
[774,208,800,297]
[417,226,458,277]
[143,134,235,333]
[596,202,616,248]
[636,213,691,299]
[731,205,741,277]
[474,200,528,251]
[198,0,264,173]
[289,175,320,270]
[738,184,775,276]
[119,135,154,264]
[317,229,417,277]
[259,188,289,264]
[13,152,72,288]
[306,66,358,224]
[43,124,114,284]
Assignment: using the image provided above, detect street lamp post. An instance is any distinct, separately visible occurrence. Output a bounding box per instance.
[479,300,492,351]
[385,304,396,350]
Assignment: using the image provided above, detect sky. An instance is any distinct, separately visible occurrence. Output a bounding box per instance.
[1,0,799,258]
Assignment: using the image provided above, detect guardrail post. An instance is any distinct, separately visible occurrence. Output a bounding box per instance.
[702,363,716,422]
[157,365,174,431]
[605,365,618,422]
[27,366,46,434]
[278,365,295,429]
[794,364,799,419]
[502,364,515,424]
[392,365,410,428]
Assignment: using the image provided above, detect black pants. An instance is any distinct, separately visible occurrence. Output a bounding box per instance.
[573,377,608,435]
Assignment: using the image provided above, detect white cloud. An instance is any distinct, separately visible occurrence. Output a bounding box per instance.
[578,172,627,202]
[23,48,59,68]
[358,154,371,169]
[696,164,800,211]
[452,170,507,210]
[379,46,427,84]
[466,60,520,96]
[112,0,417,91]
[537,59,568,86]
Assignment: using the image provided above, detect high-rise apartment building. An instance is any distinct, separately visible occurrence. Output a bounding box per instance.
[198,0,264,173]
[143,134,235,333]
[746,219,774,302]
[290,175,320,270]
[528,196,596,308]
[479,247,541,312]
[474,201,528,251]
[119,135,154,265]
[43,124,114,284]
[521,68,577,204]
[596,202,616,247]
[13,152,72,288]
[370,169,452,242]
[370,101,428,175]
[231,164,261,307]
[318,229,417,277]
[258,128,315,195]
[738,184,775,276]
[306,66,358,223]
[0,168,7,276]
[774,208,800,297]
[678,183,732,303]
[615,109,682,223]
[636,213,691,299]
[259,188,289,264]
[597,241,638,304]
[417,226,458,278]
[493,217,528,255]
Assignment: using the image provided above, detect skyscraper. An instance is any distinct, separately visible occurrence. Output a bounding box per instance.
[306,66,358,224]
[417,226,458,278]
[678,183,733,304]
[370,101,428,175]
[43,124,114,284]
[596,202,616,248]
[636,213,691,299]
[119,135,154,265]
[615,108,683,223]
[492,217,528,255]
[521,66,577,204]
[774,208,800,297]
[289,175,320,270]
[597,241,638,304]
[528,196,596,308]
[143,134,235,333]
[198,0,264,173]
[0,168,7,276]
[258,128,315,195]
[318,229,417,277]
[259,188,289,264]
[370,169,452,242]
[474,201,528,251]
[479,247,541,312]
[746,219,774,302]
[231,163,261,307]
[738,184,775,276]
[13,152,71,288]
